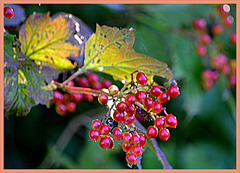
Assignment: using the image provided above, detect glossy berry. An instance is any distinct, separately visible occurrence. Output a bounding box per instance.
[199,33,211,44]
[150,86,162,97]
[167,86,180,97]
[98,94,108,105]
[155,116,166,129]
[89,129,100,141]
[165,114,177,128]
[113,110,124,123]
[192,18,206,30]
[195,44,207,56]
[147,126,158,138]
[69,93,83,103]
[91,119,101,130]
[87,72,99,84]
[65,102,76,112]
[99,135,111,149]
[99,124,110,135]
[116,101,127,112]
[131,144,143,156]
[122,132,132,143]
[52,90,63,103]
[126,105,135,115]
[122,142,132,153]
[125,94,136,106]
[112,127,122,140]
[143,97,153,110]
[101,79,112,89]
[222,15,234,27]
[83,94,94,102]
[4,7,14,19]
[217,4,230,17]
[107,136,114,149]
[136,72,148,85]
[157,92,168,103]
[159,128,170,141]
[92,82,102,90]
[108,85,119,95]
[139,134,146,147]
[136,91,147,103]
[55,104,66,116]
[131,134,140,145]
[212,24,224,35]
[152,101,162,114]
[124,114,135,125]
[229,32,236,44]
[126,153,137,165]
[76,77,89,87]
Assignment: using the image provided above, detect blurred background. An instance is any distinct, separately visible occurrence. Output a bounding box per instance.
[4,4,236,169]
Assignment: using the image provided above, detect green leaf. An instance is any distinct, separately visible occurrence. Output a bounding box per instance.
[84,24,175,84]
[19,12,79,70]
[4,32,59,116]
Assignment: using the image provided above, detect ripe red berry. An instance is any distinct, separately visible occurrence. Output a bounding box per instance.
[92,81,102,90]
[152,101,162,114]
[101,79,112,89]
[122,142,132,153]
[87,72,99,84]
[116,101,127,112]
[89,129,100,141]
[99,124,110,135]
[212,54,228,69]
[212,24,224,35]
[113,110,124,123]
[195,44,207,56]
[167,86,180,97]
[165,114,177,128]
[229,32,236,44]
[76,77,89,87]
[192,18,206,30]
[55,104,66,116]
[131,134,140,145]
[65,102,76,112]
[159,128,170,141]
[125,94,136,106]
[222,15,234,27]
[62,93,70,104]
[203,79,214,90]
[199,33,211,44]
[98,94,108,105]
[4,7,14,19]
[221,64,230,75]
[150,86,162,97]
[147,126,158,138]
[126,105,136,115]
[83,94,94,102]
[126,153,137,165]
[107,136,114,149]
[136,72,148,85]
[229,75,236,87]
[139,134,146,147]
[122,132,132,143]
[155,116,166,129]
[217,4,230,17]
[109,85,119,95]
[91,119,101,130]
[124,114,135,125]
[52,90,63,103]
[99,135,111,149]
[131,144,143,156]
[69,93,83,103]
[143,97,153,110]
[136,91,147,103]
[112,127,122,140]
[157,92,168,103]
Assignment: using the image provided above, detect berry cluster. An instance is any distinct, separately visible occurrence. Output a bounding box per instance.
[50,72,112,116]
[89,71,180,166]
[4,6,14,19]
[192,4,236,89]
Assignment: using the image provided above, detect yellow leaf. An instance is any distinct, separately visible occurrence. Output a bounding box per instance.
[19,12,79,70]
[84,24,175,84]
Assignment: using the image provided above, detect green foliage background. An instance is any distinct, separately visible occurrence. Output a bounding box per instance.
[4,4,236,169]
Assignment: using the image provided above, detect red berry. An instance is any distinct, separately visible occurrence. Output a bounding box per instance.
[126,105,136,115]
[99,124,110,135]
[55,104,66,116]
[143,97,153,110]
[221,64,230,75]
[51,90,63,103]
[62,93,70,104]
[150,86,162,97]
[155,116,166,129]
[116,101,127,112]
[147,126,158,138]
[136,72,148,85]
[157,92,168,103]
[99,135,110,149]
[229,75,236,87]
[65,102,76,112]
[152,101,162,114]
[167,86,180,97]
[83,94,94,102]
[92,81,102,90]
[113,110,124,123]
[122,132,132,143]
[159,128,170,141]
[126,153,137,165]
[91,119,101,130]
[199,33,211,44]
[4,7,14,19]
[109,85,119,95]
[212,54,228,69]
[211,70,219,81]
[76,77,89,87]
[202,69,213,81]
[98,94,108,105]
[131,144,143,156]
[192,18,206,30]
[122,142,132,153]
[229,32,236,44]
[165,114,177,128]
[203,79,214,90]
[136,91,147,103]
[131,134,140,145]
[124,114,135,125]
[125,94,136,106]
[101,79,112,89]
[139,134,146,147]
[217,4,230,17]
[69,93,83,103]
[222,15,234,27]
[107,136,114,149]
[112,127,122,140]
[89,129,100,141]
[195,44,207,56]
[212,24,224,35]
[87,72,99,84]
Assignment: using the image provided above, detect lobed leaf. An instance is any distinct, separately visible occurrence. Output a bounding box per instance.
[84,24,175,84]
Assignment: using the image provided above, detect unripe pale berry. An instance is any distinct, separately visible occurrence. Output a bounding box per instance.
[109,85,119,95]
